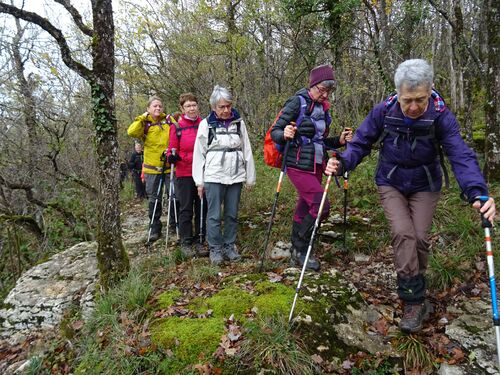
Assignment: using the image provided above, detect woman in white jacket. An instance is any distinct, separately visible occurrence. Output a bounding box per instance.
[192,86,256,265]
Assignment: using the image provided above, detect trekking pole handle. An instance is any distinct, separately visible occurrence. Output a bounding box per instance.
[477,196,493,228]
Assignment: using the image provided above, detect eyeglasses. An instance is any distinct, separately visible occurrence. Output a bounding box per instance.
[183,103,198,109]
[315,85,333,96]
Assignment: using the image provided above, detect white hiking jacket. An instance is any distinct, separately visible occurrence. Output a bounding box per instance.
[192,117,256,187]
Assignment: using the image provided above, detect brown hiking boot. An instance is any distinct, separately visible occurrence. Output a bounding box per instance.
[399,302,429,333]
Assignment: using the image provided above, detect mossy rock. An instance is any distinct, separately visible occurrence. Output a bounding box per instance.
[150,269,393,373]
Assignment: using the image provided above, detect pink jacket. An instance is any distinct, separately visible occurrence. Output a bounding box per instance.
[167,114,201,177]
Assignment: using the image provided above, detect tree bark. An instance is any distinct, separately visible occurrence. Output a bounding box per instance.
[90,0,129,288]
[483,0,500,181]
[12,19,38,180]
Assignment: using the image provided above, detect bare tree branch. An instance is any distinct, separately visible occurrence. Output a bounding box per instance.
[0,174,77,225]
[53,0,93,36]
[0,214,43,238]
[0,2,93,80]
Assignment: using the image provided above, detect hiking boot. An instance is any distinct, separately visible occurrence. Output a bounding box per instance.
[148,231,161,243]
[195,243,209,257]
[180,244,194,258]
[223,244,241,262]
[399,302,429,333]
[291,247,320,271]
[209,247,224,265]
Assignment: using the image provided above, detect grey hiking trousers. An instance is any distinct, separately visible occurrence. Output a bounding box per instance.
[204,182,242,250]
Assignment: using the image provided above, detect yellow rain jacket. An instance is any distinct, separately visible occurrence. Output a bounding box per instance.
[127,112,171,174]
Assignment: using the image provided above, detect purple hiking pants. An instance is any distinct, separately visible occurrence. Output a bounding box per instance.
[287,165,330,224]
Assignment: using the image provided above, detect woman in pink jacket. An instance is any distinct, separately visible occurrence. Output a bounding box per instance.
[167,93,208,257]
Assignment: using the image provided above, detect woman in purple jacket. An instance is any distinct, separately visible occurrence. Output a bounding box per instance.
[327,59,495,333]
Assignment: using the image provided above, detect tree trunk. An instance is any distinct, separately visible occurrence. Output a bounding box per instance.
[91,0,129,288]
[483,0,500,181]
[12,19,38,181]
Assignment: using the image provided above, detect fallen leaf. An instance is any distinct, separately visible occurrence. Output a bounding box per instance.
[342,359,354,369]
[370,318,388,336]
[193,363,212,374]
[311,354,323,364]
[71,320,84,331]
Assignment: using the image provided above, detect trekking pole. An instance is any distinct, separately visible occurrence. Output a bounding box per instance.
[477,196,500,369]
[342,170,349,250]
[258,140,291,272]
[171,172,179,240]
[147,153,168,244]
[165,148,177,249]
[342,127,352,251]
[289,158,335,323]
[199,196,204,244]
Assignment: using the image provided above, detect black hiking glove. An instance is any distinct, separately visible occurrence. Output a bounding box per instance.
[168,154,181,164]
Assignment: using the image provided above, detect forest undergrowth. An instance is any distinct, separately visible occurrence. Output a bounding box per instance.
[11,154,500,374]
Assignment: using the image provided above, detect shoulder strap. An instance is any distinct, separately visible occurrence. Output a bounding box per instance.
[295,96,307,127]
[144,118,168,136]
[144,121,152,136]
[430,121,450,188]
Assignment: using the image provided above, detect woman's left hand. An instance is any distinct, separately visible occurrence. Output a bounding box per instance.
[339,128,353,145]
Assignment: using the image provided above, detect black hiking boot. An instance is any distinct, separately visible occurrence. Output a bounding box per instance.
[290,218,320,271]
[148,231,160,243]
[195,243,209,257]
[291,247,320,271]
[148,219,162,243]
[399,301,429,333]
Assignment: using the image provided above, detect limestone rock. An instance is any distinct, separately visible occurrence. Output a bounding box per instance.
[0,241,98,341]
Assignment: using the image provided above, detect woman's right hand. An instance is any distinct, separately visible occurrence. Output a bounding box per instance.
[197,186,204,199]
[325,157,340,176]
[284,122,297,140]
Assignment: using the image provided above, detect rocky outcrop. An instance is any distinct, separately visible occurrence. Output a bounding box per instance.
[0,241,98,342]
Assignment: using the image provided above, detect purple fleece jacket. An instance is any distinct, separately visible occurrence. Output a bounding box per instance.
[340,96,488,201]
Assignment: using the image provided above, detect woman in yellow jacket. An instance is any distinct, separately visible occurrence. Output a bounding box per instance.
[128,96,174,242]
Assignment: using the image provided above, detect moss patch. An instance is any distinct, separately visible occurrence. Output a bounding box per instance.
[189,287,256,319]
[151,317,223,374]
[254,281,298,316]
[156,289,183,309]
[151,271,368,372]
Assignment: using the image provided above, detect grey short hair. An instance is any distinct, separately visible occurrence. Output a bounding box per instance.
[394,59,433,92]
[209,85,233,109]
[321,80,335,90]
